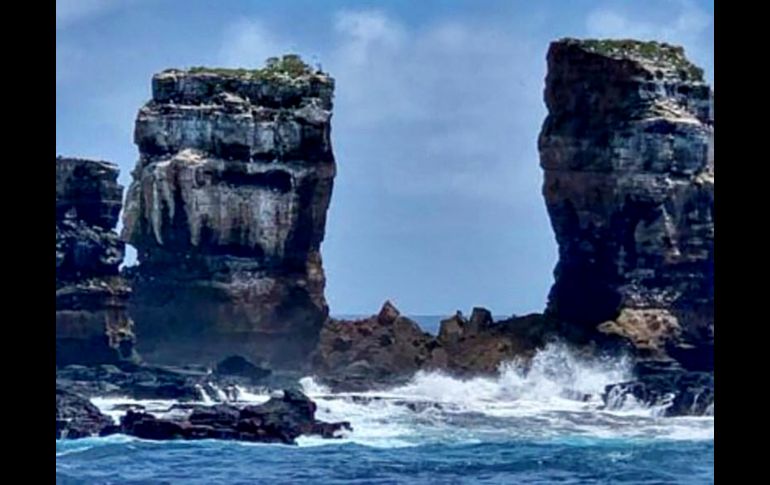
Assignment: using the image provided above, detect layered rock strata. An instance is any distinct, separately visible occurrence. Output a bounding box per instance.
[538,39,714,370]
[56,157,135,365]
[122,57,336,368]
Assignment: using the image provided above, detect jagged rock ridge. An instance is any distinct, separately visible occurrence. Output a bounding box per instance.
[311,301,557,391]
[56,157,136,365]
[122,56,336,368]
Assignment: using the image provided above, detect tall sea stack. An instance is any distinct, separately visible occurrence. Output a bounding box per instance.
[539,39,714,369]
[121,56,336,368]
[56,157,136,365]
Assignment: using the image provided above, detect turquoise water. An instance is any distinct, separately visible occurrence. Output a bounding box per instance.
[57,436,713,484]
[57,332,714,484]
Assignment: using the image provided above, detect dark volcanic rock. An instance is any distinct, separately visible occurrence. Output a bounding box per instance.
[538,39,714,370]
[122,57,336,369]
[214,355,272,384]
[56,386,114,439]
[56,157,136,366]
[56,363,208,401]
[602,361,713,417]
[120,389,350,444]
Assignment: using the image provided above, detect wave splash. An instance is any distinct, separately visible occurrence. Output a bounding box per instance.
[87,342,713,449]
[291,342,713,447]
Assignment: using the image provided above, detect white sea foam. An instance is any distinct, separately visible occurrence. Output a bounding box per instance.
[88,342,713,448]
[293,342,713,446]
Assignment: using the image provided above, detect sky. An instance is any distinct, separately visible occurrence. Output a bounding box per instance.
[56,0,714,316]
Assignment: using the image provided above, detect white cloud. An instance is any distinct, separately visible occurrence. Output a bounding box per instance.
[56,0,132,29]
[327,10,545,201]
[333,10,405,65]
[218,19,294,68]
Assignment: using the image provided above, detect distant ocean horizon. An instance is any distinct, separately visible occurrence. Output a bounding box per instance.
[331,314,513,335]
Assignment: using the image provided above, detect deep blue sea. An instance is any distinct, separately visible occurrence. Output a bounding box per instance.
[57,318,714,484]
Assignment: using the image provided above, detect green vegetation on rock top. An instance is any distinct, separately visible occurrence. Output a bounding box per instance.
[184,54,322,80]
[564,38,704,81]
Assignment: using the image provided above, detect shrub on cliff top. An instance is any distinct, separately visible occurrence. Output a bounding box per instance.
[574,38,704,81]
[188,54,317,79]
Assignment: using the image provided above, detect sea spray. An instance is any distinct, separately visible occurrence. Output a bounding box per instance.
[89,343,713,447]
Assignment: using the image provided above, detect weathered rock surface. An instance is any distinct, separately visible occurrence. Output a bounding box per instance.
[311,301,441,391]
[436,309,561,375]
[311,302,558,391]
[119,389,350,444]
[56,386,115,439]
[539,39,714,371]
[56,157,135,365]
[121,57,336,368]
[602,361,713,417]
[56,363,212,401]
[55,385,350,444]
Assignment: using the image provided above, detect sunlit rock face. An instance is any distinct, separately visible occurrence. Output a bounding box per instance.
[56,157,136,365]
[122,59,336,368]
[539,39,713,369]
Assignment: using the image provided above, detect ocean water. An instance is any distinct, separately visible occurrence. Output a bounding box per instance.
[56,340,714,484]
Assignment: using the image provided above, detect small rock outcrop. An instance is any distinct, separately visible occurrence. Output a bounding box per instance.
[311,301,440,391]
[56,157,135,365]
[119,389,350,444]
[311,302,557,391]
[539,39,714,369]
[56,363,212,401]
[436,310,559,375]
[121,56,336,368]
[56,386,350,444]
[56,386,115,439]
[214,355,272,385]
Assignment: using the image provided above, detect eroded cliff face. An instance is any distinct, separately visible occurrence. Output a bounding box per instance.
[539,39,714,369]
[56,157,135,365]
[122,59,336,368]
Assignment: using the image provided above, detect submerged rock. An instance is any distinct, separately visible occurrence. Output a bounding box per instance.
[119,389,351,444]
[122,57,336,369]
[538,39,714,371]
[56,157,136,366]
[436,311,560,375]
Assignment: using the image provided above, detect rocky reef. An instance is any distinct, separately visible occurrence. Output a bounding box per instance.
[121,56,336,368]
[539,39,714,369]
[56,157,135,365]
[311,301,559,391]
[56,387,350,445]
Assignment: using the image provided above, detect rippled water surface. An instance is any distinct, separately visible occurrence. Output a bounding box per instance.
[57,342,714,484]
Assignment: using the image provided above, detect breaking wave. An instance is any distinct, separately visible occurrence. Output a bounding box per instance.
[62,342,713,483]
